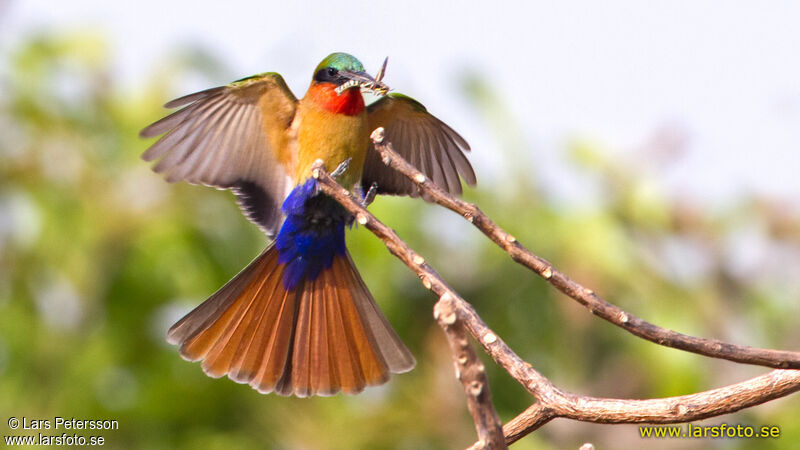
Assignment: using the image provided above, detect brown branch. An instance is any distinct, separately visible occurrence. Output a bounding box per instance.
[434,295,506,449]
[310,158,800,448]
[496,368,800,445]
[368,127,800,370]
[494,403,552,448]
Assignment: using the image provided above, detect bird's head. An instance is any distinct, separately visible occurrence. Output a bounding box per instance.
[312,53,389,96]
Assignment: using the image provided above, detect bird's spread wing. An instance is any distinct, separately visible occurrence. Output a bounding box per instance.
[140,73,298,236]
[364,93,476,197]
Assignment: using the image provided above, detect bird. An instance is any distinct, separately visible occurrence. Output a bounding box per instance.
[140,52,476,397]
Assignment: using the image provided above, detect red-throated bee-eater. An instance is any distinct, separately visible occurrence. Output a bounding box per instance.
[141,52,475,397]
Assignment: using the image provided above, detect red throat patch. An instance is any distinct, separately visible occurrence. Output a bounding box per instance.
[307,83,365,116]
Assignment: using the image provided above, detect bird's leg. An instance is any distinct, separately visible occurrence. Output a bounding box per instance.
[331,157,352,179]
[362,182,378,207]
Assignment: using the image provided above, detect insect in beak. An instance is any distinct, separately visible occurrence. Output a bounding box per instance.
[335,58,390,96]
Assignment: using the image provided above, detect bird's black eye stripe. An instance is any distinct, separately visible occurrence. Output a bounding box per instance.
[314,67,339,83]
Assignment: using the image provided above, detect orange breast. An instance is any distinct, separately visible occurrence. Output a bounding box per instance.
[294,86,370,189]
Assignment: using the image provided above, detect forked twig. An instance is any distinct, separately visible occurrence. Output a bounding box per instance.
[309,129,800,448]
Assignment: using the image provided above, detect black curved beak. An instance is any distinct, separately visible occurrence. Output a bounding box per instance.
[336,57,390,96]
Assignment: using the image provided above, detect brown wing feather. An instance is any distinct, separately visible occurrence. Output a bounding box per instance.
[322,268,360,394]
[253,288,298,393]
[201,255,277,377]
[364,93,476,198]
[331,263,380,391]
[141,73,298,236]
[341,251,415,373]
[228,263,285,384]
[289,276,315,396]
[309,277,332,395]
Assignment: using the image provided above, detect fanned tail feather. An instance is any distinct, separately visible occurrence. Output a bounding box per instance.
[167,243,415,397]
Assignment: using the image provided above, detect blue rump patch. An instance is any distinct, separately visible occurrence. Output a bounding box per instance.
[275,178,348,290]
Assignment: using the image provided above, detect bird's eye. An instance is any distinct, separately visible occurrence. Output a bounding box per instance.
[314,67,339,83]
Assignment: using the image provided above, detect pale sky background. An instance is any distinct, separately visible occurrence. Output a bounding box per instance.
[3,0,799,205]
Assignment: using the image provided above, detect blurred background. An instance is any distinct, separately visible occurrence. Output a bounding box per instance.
[1,1,799,448]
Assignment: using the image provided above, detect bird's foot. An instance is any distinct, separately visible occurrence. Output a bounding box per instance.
[361,182,378,207]
[331,158,352,179]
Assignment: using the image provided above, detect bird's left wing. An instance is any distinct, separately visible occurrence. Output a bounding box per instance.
[140,73,298,236]
[363,93,476,198]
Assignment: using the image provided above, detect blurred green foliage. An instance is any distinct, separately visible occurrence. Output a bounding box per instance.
[1,32,799,449]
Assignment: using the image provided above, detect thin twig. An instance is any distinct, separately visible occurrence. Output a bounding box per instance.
[434,295,506,450]
[368,127,800,370]
[310,158,800,448]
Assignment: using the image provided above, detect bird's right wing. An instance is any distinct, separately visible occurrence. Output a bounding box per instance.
[140,73,298,236]
[364,93,476,198]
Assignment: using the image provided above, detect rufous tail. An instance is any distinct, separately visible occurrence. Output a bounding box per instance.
[166,243,415,397]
